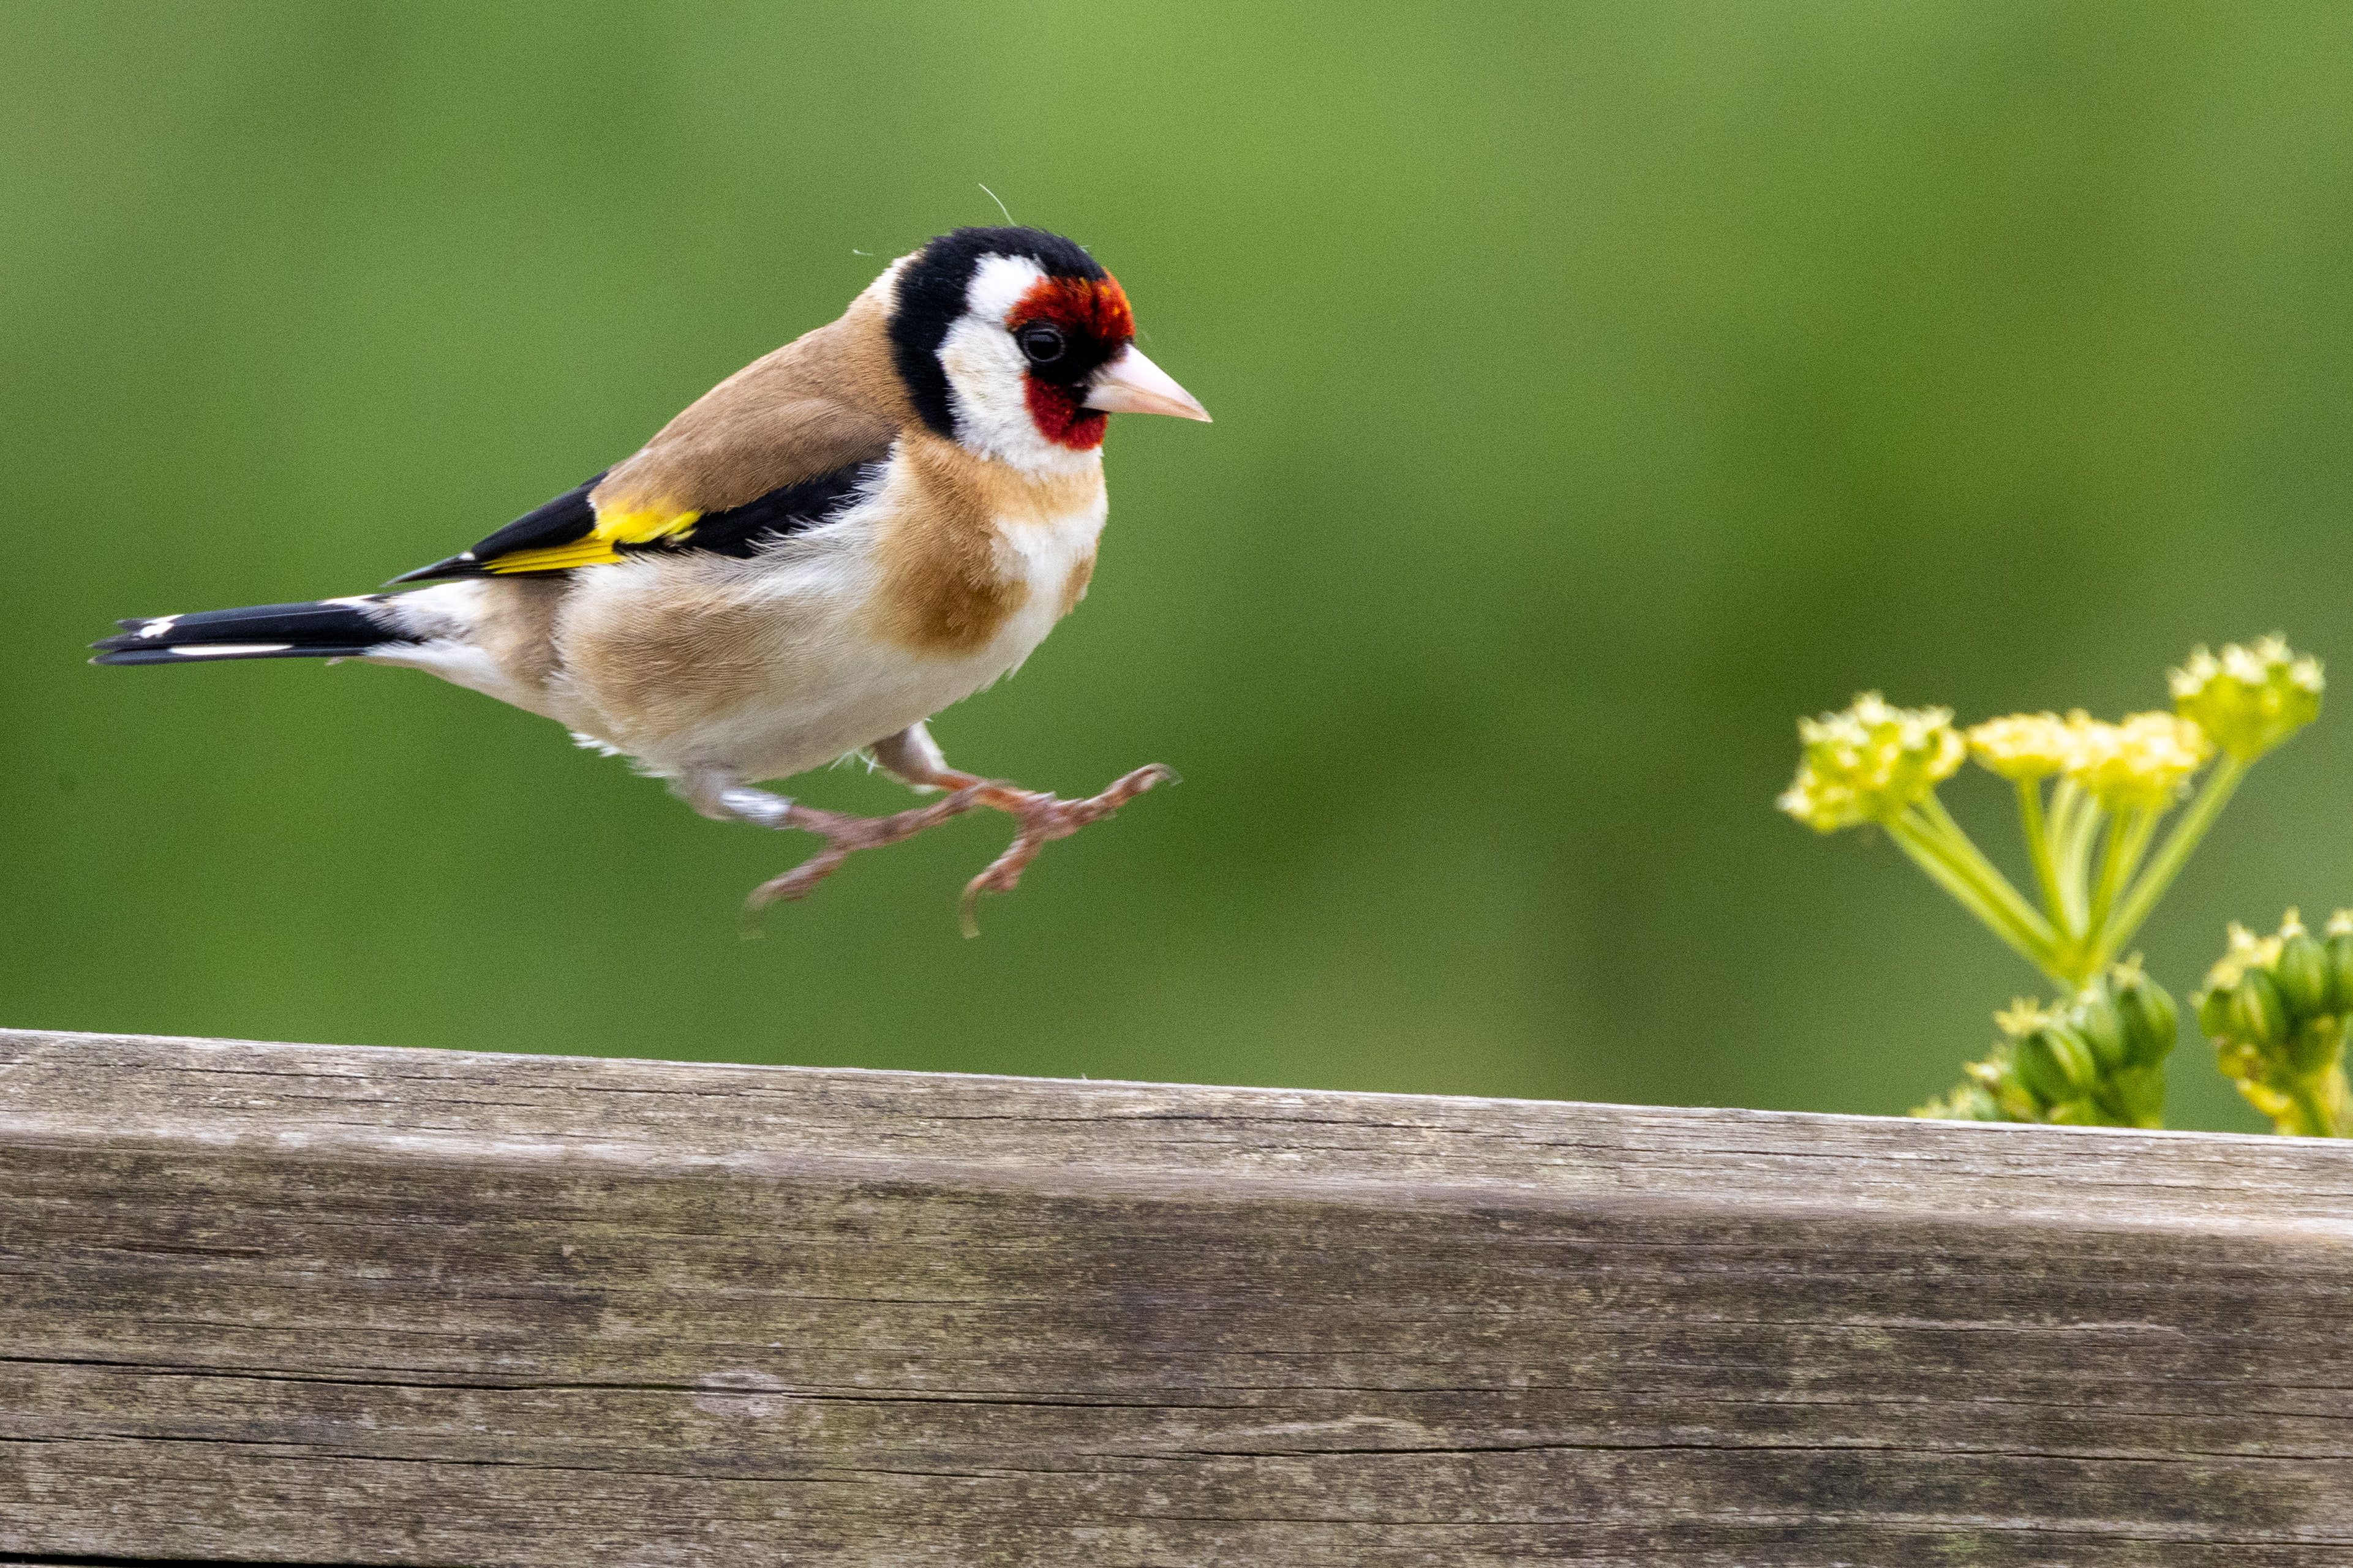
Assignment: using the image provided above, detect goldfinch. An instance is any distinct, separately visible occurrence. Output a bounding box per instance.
[91,227,1210,931]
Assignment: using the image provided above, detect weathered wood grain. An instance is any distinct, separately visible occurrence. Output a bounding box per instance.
[3,1027,2351,1566]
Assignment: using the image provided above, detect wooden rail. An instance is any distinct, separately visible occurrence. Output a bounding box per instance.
[3,1027,2351,1565]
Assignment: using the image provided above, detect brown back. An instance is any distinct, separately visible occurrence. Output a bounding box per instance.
[592,291,913,515]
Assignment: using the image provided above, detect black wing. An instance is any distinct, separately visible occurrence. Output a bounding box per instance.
[667,464,880,560]
[388,463,878,585]
[388,473,608,583]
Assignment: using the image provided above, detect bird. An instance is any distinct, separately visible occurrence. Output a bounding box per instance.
[91,225,1211,933]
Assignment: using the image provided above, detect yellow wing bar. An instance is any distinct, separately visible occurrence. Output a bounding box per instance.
[484,506,702,574]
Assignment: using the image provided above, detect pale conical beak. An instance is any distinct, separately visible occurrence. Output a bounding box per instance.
[1083,345,1212,422]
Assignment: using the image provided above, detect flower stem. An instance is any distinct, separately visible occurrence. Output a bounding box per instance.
[2119,803,2163,884]
[2050,780,2102,936]
[1913,793,2060,950]
[2104,806,2164,925]
[2099,754,2251,967]
[1888,809,2056,975]
[2017,779,2069,932]
[2287,1076,2336,1139]
[2085,811,2133,943]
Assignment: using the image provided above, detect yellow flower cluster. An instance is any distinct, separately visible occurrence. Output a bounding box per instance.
[1965,712,2075,781]
[1777,693,1965,833]
[1992,997,2057,1039]
[2170,636,2324,761]
[2203,918,2284,996]
[2073,711,2214,809]
[1965,709,2211,808]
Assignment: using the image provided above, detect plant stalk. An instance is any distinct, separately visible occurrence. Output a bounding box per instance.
[2287,1076,2336,1139]
[1913,793,2059,951]
[1888,811,2054,975]
[2085,811,2133,945]
[2051,781,2103,936]
[2017,779,2069,932]
[2099,754,2251,967]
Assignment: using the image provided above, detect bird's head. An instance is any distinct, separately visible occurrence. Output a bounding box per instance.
[884,226,1209,473]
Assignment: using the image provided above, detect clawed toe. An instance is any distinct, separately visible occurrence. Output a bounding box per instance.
[957,763,1178,936]
[740,763,1176,935]
[742,787,988,918]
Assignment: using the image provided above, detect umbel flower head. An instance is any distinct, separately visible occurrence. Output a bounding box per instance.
[2170,636,2323,762]
[1967,712,2074,781]
[2071,711,2213,810]
[1777,693,1964,833]
[1968,708,2212,806]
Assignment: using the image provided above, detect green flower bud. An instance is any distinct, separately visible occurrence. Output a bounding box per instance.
[2196,986,2235,1040]
[2071,993,2126,1074]
[2004,1052,2058,1109]
[2275,931,2331,1020]
[2232,969,2290,1051]
[2327,930,2353,1016]
[2287,1015,2344,1076]
[2109,973,2178,1067]
[2111,1063,2167,1128]
[2015,1026,2097,1104]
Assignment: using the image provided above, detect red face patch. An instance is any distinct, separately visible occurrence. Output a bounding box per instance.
[1023,380,1108,449]
[1010,274,1135,451]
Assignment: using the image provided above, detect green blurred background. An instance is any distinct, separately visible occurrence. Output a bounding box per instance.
[7,2,2352,1131]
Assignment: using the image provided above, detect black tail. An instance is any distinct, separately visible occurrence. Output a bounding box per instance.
[90,598,419,667]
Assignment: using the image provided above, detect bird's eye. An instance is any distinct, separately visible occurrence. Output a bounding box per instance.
[1017,322,1067,366]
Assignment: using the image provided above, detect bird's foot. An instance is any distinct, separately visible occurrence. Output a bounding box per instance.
[956,763,1178,937]
[739,763,1176,935]
[743,786,991,918]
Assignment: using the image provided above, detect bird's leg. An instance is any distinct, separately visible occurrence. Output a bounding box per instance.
[870,723,1178,936]
[725,780,993,912]
[679,772,990,916]
[693,724,1173,931]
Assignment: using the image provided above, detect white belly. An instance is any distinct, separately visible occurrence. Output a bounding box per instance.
[544,500,1104,785]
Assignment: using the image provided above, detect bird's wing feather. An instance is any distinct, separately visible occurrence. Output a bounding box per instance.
[390,307,909,584]
[388,475,608,583]
[603,396,900,515]
[388,474,608,582]
[389,456,884,584]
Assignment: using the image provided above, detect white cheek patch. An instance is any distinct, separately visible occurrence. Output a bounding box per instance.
[938,317,1038,461]
[964,252,1046,326]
